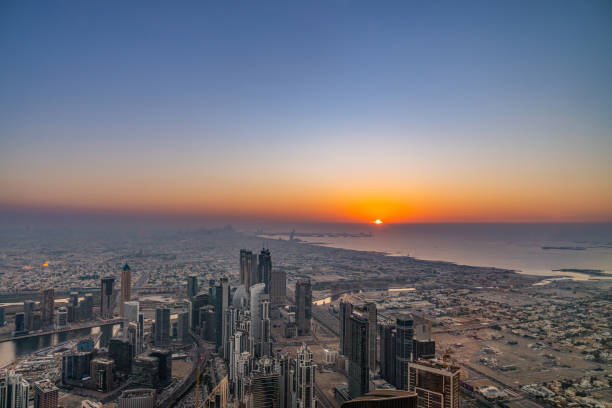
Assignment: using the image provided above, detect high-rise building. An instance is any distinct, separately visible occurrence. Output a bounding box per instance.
[56,307,68,328]
[109,338,133,374]
[154,308,170,346]
[68,292,79,322]
[14,313,25,334]
[250,283,266,358]
[90,358,114,392]
[124,301,140,324]
[0,306,5,327]
[407,360,460,408]
[187,275,198,299]
[348,313,369,399]
[366,303,377,372]
[379,322,397,387]
[220,277,230,355]
[100,277,115,319]
[23,300,35,331]
[33,379,58,408]
[340,300,354,356]
[258,248,272,292]
[295,279,312,336]
[269,268,286,307]
[118,388,156,408]
[260,295,271,357]
[81,293,94,320]
[395,314,414,391]
[41,288,54,327]
[1,370,30,408]
[120,264,131,318]
[177,312,190,343]
[240,250,258,294]
[62,351,93,384]
[296,344,316,408]
[341,390,418,408]
[244,357,280,408]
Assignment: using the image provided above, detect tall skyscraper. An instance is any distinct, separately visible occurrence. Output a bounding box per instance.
[269,268,286,307]
[258,248,272,292]
[340,300,354,356]
[154,307,170,346]
[348,313,370,399]
[187,275,198,299]
[260,295,271,357]
[120,264,131,318]
[366,303,377,372]
[240,249,258,294]
[379,322,397,387]
[295,279,312,336]
[1,370,30,408]
[23,300,35,331]
[100,277,115,319]
[395,314,414,391]
[407,360,460,408]
[296,344,316,408]
[41,288,54,327]
[249,283,266,358]
[220,277,230,355]
[177,311,190,343]
[0,306,5,327]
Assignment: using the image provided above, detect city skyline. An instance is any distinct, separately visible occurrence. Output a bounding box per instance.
[1,1,612,223]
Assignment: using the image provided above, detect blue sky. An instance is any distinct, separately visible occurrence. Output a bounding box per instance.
[1,1,611,222]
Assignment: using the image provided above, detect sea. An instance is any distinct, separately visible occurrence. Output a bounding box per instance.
[258,223,612,280]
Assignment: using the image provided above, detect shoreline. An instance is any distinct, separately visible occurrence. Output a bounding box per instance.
[257,233,609,282]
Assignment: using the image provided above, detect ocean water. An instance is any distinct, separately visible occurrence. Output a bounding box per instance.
[260,223,612,280]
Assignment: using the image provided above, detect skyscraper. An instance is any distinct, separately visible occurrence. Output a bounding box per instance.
[41,288,54,327]
[379,322,397,387]
[154,308,170,347]
[295,279,312,336]
[1,370,30,408]
[270,268,286,307]
[250,283,266,358]
[296,344,316,408]
[348,313,370,399]
[340,300,354,356]
[240,249,258,294]
[258,248,272,292]
[120,263,131,318]
[23,300,35,331]
[100,277,115,319]
[56,307,68,328]
[395,314,414,391]
[187,275,198,299]
[366,303,377,372]
[407,360,460,408]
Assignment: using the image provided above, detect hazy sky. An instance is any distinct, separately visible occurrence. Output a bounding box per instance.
[1,1,611,223]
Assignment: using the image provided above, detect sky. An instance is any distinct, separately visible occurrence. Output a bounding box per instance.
[1,0,611,223]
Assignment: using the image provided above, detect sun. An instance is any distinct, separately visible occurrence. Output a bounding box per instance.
[374,219,383,225]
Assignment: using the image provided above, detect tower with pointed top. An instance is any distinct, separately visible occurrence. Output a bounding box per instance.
[120,263,131,318]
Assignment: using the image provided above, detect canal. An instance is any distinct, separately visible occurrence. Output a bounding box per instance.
[0,323,121,367]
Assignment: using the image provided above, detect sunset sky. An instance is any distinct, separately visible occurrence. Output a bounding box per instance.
[1,1,611,223]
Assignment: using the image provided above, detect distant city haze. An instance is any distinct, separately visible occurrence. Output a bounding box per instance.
[1,1,611,222]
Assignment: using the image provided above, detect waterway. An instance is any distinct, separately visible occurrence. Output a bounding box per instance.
[0,323,121,368]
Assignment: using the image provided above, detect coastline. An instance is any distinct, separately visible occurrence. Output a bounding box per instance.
[257,233,610,282]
